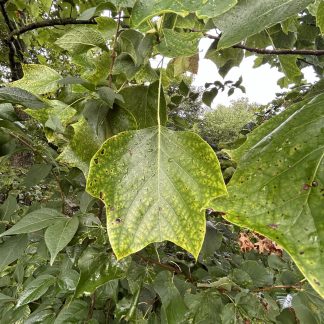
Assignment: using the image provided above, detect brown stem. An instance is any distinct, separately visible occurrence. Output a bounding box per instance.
[136,254,194,282]
[87,293,96,320]
[252,285,303,292]
[108,12,122,87]
[204,33,324,56]
[98,192,105,221]
[7,16,130,41]
[7,18,97,40]
[137,254,181,273]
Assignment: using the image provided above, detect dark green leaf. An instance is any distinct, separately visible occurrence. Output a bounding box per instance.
[153,271,187,323]
[54,299,88,324]
[0,208,65,237]
[202,88,218,107]
[0,103,17,121]
[214,0,313,49]
[0,194,17,221]
[118,82,166,128]
[23,164,52,187]
[212,94,324,297]
[45,215,79,265]
[16,274,56,307]
[0,87,46,109]
[0,235,28,272]
[98,87,124,108]
[75,247,130,297]
[0,292,15,303]
[24,309,55,324]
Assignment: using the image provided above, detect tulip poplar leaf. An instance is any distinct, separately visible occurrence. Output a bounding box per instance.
[212,94,324,297]
[214,0,313,49]
[87,126,227,259]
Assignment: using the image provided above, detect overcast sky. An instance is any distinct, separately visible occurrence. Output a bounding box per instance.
[192,37,318,107]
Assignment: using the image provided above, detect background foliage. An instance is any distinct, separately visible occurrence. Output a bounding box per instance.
[0,0,324,323]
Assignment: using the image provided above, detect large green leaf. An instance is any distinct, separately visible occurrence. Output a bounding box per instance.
[118,82,166,128]
[8,64,62,95]
[45,215,79,265]
[196,0,237,19]
[157,29,201,58]
[0,235,28,272]
[16,275,56,307]
[211,94,324,297]
[131,0,236,26]
[86,126,226,259]
[317,1,324,34]
[213,0,313,49]
[75,247,130,297]
[119,30,154,66]
[0,208,65,237]
[55,26,106,53]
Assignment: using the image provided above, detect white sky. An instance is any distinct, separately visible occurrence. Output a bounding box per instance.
[192,37,318,107]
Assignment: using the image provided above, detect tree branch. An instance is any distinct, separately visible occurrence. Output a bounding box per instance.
[0,1,23,80]
[204,33,324,56]
[7,18,97,40]
[108,12,122,87]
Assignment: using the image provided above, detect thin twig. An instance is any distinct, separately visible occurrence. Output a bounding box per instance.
[136,253,194,282]
[98,192,105,221]
[108,12,122,87]
[87,293,96,320]
[7,16,130,41]
[7,18,97,40]
[252,285,304,292]
[204,32,324,56]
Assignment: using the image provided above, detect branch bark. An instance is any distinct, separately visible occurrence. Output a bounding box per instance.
[0,1,23,80]
[7,18,97,40]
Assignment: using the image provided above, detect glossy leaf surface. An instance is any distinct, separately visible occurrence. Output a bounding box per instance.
[118,82,166,128]
[75,247,130,297]
[0,208,65,237]
[17,275,56,307]
[131,0,236,26]
[0,235,28,271]
[45,215,79,265]
[87,126,227,259]
[214,0,313,49]
[0,87,46,109]
[212,94,324,297]
[53,300,88,324]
